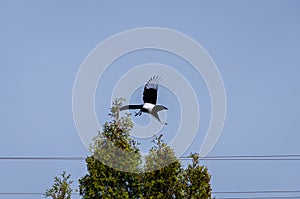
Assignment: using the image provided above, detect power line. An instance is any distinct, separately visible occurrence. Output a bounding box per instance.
[2,190,300,194]
[0,192,79,195]
[1,154,300,161]
[0,193,43,195]
[214,190,300,194]
[1,191,300,199]
[1,157,299,198]
[217,197,300,199]
[214,190,300,199]
[181,154,300,160]
[0,157,85,160]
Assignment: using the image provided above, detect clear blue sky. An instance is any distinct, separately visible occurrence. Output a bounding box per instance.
[1,1,300,198]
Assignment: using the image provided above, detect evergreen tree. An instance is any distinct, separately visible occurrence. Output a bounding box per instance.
[143,135,182,198]
[78,98,213,199]
[45,171,73,199]
[182,154,213,198]
[79,99,142,199]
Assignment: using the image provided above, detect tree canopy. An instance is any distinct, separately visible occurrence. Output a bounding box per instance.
[78,98,213,199]
[45,171,73,199]
[46,99,213,199]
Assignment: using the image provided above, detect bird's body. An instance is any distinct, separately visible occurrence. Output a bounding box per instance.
[143,103,155,111]
[120,76,168,125]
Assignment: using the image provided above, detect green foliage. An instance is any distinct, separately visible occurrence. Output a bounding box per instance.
[89,98,141,173]
[182,154,213,198]
[79,98,213,199]
[143,135,182,198]
[45,171,73,199]
[79,98,142,198]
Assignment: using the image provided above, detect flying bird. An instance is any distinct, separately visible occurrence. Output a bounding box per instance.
[120,76,168,125]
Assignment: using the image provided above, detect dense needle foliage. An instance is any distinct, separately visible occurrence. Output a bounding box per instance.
[44,99,213,199]
[45,171,73,199]
[78,99,213,199]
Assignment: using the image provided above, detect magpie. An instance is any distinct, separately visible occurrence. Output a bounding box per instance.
[120,76,168,125]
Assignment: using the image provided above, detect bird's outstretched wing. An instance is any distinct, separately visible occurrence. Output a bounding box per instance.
[120,105,143,111]
[143,76,162,105]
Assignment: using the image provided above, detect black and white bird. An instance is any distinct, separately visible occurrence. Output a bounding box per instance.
[120,76,168,125]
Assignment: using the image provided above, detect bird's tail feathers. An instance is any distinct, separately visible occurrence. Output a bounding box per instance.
[150,111,167,125]
[152,105,168,112]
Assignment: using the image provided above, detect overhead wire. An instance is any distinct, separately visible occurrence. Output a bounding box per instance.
[217,196,300,199]
[214,190,300,194]
[1,190,300,198]
[1,154,300,161]
[1,155,299,198]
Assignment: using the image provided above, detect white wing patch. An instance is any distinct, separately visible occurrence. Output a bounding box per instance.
[143,103,155,111]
